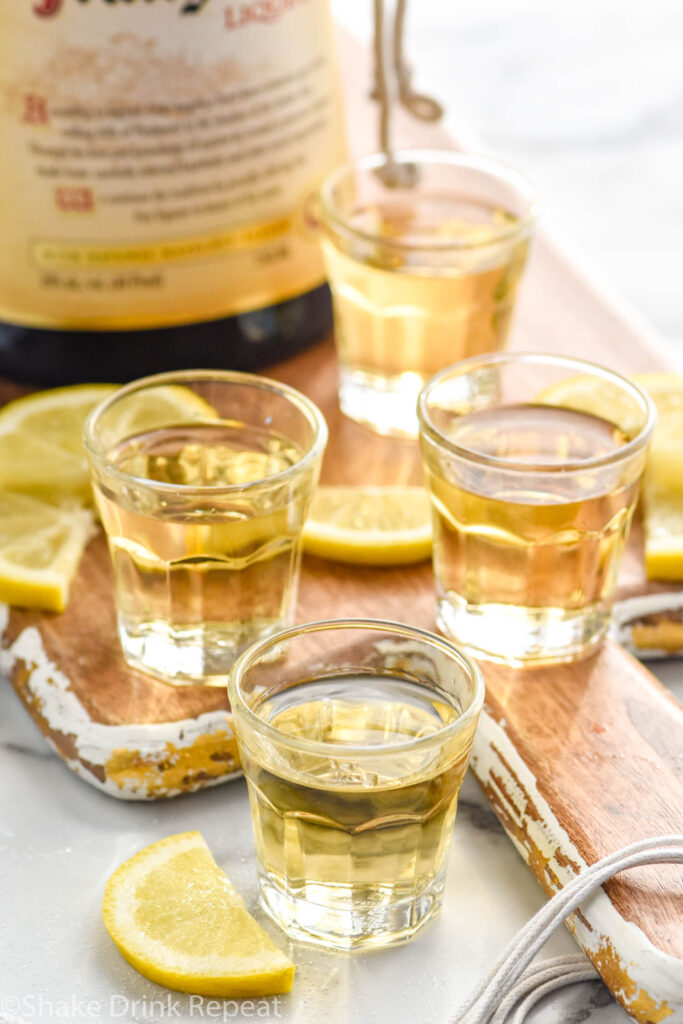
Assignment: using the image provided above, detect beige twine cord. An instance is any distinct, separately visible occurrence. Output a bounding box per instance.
[371,0,443,185]
[453,834,683,1024]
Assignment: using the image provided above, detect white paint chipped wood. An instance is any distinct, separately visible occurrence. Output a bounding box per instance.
[471,712,683,1021]
[0,603,239,799]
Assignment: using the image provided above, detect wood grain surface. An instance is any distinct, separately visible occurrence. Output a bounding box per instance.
[1,31,682,1022]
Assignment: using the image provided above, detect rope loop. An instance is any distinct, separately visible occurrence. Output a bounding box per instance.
[454,834,683,1024]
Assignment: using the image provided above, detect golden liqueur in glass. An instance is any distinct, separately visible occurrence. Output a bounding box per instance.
[319,151,538,436]
[419,355,655,664]
[323,202,524,374]
[229,621,484,950]
[85,372,326,685]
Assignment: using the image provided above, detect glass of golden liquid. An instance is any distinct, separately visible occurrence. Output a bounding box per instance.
[418,353,656,665]
[228,618,484,950]
[84,371,327,686]
[318,149,538,437]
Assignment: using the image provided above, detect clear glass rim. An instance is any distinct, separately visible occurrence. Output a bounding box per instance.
[417,351,657,474]
[83,368,328,495]
[318,148,540,253]
[228,617,485,758]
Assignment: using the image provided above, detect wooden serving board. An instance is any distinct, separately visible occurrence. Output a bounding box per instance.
[1,31,682,1023]
[2,337,683,1021]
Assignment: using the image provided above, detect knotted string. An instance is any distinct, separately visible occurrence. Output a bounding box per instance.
[371,0,443,186]
[452,834,683,1024]
[392,0,443,124]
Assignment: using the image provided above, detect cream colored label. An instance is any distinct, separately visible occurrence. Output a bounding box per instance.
[0,0,345,329]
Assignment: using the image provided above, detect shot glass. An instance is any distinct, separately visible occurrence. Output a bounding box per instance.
[418,353,656,665]
[318,149,538,437]
[84,370,327,686]
[228,618,484,950]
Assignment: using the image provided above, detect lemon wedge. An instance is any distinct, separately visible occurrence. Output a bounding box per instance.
[634,373,683,418]
[641,489,683,581]
[303,485,432,565]
[634,374,683,495]
[631,374,683,580]
[0,492,96,611]
[534,370,683,580]
[102,832,295,997]
[0,384,117,500]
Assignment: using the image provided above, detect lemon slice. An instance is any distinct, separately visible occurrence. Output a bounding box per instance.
[303,485,432,565]
[102,832,295,997]
[0,384,117,500]
[534,373,647,437]
[0,492,96,611]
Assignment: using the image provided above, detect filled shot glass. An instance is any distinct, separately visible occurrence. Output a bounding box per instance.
[228,619,484,951]
[318,149,538,437]
[418,353,656,665]
[84,370,327,686]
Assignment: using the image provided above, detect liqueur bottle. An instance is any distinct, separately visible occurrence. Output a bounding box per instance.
[0,0,346,384]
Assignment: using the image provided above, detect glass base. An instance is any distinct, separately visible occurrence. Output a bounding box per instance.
[258,869,446,951]
[338,366,423,437]
[118,616,285,686]
[436,593,609,666]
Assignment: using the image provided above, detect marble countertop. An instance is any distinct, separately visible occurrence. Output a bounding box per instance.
[2,6,682,1023]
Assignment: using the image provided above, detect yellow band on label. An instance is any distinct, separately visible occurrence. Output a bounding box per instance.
[33,217,293,270]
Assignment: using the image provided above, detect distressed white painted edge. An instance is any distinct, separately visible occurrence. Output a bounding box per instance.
[470,710,683,1020]
[611,593,683,659]
[43,733,241,801]
[0,603,240,801]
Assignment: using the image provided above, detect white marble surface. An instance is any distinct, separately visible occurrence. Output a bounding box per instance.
[2,6,683,1024]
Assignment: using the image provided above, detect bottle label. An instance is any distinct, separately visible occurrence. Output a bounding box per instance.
[0,0,346,329]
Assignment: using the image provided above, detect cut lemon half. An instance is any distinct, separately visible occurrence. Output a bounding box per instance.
[303,486,432,565]
[0,491,96,611]
[102,832,295,998]
[0,384,117,500]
